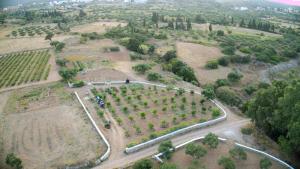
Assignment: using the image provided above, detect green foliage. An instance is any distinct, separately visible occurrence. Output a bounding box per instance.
[6,153,23,169]
[58,68,77,81]
[185,143,207,159]
[45,32,54,41]
[218,57,229,66]
[160,163,177,169]
[229,147,247,160]
[227,71,243,83]
[50,41,65,52]
[147,72,162,81]
[244,80,300,155]
[158,140,174,159]
[217,30,225,36]
[241,127,253,135]
[205,60,219,69]
[215,79,230,88]
[56,58,67,67]
[163,50,177,62]
[132,159,153,169]
[244,85,257,95]
[72,80,84,87]
[216,87,241,107]
[132,64,152,74]
[212,107,221,118]
[218,156,235,169]
[260,158,272,169]
[203,133,219,149]
[202,85,216,100]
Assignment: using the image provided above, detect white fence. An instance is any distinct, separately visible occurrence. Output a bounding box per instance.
[89,80,227,154]
[74,92,111,163]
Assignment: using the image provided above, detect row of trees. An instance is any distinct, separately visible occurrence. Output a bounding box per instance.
[240,18,275,32]
[151,12,192,31]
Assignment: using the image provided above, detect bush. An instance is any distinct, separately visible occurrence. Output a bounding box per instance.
[222,46,235,55]
[163,50,177,62]
[56,58,67,67]
[132,159,153,169]
[216,87,242,106]
[244,85,257,95]
[217,30,225,36]
[169,59,198,85]
[218,57,229,66]
[212,107,221,118]
[72,80,84,87]
[205,60,219,69]
[203,133,219,149]
[229,147,247,160]
[6,153,23,169]
[132,64,152,74]
[130,52,144,60]
[227,71,243,83]
[218,156,235,169]
[158,140,174,159]
[228,55,251,64]
[59,68,77,80]
[215,79,230,88]
[147,72,162,81]
[260,158,272,169]
[241,127,253,135]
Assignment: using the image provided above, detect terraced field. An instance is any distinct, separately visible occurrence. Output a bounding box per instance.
[0,50,51,88]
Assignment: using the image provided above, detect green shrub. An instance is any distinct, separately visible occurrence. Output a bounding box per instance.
[216,87,242,106]
[205,60,219,69]
[218,57,229,66]
[72,80,84,87]
[147,72,162,81]
[132,64,152,74]
[241,127,254,135]
[227,71,243,83]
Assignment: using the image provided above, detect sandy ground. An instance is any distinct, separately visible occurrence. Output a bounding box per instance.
[193,23,281,37]
[176,41,231,84]
[0,35,72,54]
[0,87,105,169]
[169,141,284,169]
[71,21,127,34]
[77,68,133,82]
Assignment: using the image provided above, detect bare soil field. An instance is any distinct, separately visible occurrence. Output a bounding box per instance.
[90,84,220,146]
[0,83,105,169]
[167,141,284,169]
[0,35,72,54]
[70,21,127,34]
[77,68,133,82]
[193,23,281,37]
[176,41,231,84]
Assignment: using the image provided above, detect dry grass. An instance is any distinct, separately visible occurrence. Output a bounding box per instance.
[176,41,231,84]
[70,21,127,34]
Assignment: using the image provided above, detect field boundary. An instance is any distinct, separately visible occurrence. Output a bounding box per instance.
[74,92,111,164]
[88,80,227,154]
[153,136,294,169]
[0,47,51,56]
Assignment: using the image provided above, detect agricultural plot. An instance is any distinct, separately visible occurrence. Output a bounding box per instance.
[10,25,58,38]
[90,84,222,146]
[0,50,51,88]
[70,21,127,34]
[158,140,284,169]
[0,83,105,169]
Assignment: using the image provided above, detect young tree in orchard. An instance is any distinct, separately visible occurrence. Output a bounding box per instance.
[158,140,174,159]
[185,143,207,159]
[132,159,153,169]
[160,163,178,169]
[203,133,219,149]
[218,156,235,169]
[260,158,272,169]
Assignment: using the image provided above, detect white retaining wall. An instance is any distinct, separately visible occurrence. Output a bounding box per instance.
[235,143,294,169]
[90,80,227,154]
[74,92,111,163]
